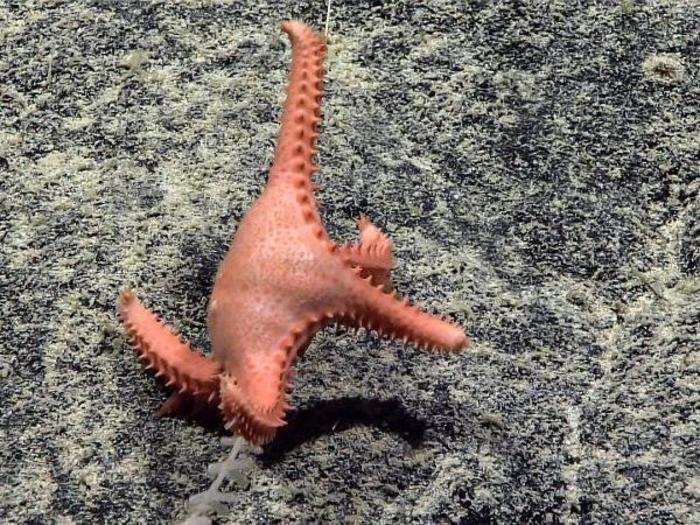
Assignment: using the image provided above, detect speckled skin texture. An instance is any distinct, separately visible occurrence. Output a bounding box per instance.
[1,1,698,523]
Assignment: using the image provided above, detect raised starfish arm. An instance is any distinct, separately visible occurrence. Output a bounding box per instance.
[337,215,394,288]
[118,291,221,402]
[334,269,469,352]
[269,21,326,184]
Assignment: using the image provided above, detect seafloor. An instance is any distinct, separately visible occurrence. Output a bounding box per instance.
[1,1,698,523]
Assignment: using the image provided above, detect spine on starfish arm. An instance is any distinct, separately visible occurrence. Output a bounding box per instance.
[269,21,327,183]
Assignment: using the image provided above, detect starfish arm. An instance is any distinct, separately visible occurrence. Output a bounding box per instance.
[269,21,326,184]
[333,269,469,352]
[219,374,287,446]
[118,291,221,402]
[217,318,321,446]
[336,215,394,287]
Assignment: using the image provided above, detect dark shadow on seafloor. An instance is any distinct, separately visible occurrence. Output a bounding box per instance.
[260,396,427,464]
[155,391,427,462]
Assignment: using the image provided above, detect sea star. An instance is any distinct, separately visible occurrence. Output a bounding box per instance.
[119,20,469,446]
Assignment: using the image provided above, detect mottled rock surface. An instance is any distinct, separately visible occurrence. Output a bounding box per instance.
[1,1,698,523]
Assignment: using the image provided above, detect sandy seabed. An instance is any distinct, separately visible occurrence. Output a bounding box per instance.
[1,1,698,523]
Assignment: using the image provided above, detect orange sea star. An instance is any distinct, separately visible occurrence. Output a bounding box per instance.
[119,20,469,446]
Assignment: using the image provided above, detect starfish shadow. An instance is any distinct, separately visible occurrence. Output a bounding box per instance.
[259,396,426,464]
[155,393,427,463]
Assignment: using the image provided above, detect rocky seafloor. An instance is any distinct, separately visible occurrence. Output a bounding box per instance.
[1,1,698,523]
